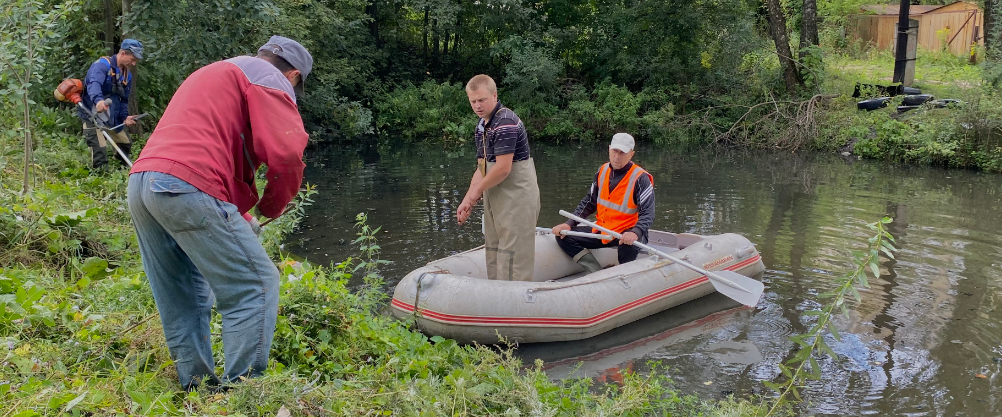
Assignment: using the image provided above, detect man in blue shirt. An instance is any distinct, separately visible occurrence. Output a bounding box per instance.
[79,39,143,170]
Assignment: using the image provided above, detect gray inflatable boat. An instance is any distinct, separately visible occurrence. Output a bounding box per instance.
[390,230,764,344]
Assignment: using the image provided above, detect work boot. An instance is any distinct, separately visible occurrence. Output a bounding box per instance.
[113,142,133,167]
[575,252,603,273]
[90,144,109,171]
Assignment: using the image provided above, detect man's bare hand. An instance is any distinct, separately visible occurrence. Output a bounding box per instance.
[551,223,571,238]
[95,100,108,113]
[620,231,639,245]
[124,115,137,126]
[457,199,474,225]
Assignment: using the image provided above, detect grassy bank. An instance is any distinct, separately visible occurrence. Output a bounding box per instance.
[0,110,771,415]
[814,49,1002,171]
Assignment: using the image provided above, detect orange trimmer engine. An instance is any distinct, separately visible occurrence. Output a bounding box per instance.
[54,78,84,104]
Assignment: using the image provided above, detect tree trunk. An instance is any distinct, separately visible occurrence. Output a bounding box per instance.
[432,19,440,68]
[986,0,997,54]
[453,17,461,59]
[122,0,142,135]
[121,0,131,35]
[799,0,819,57]
[22,94,33,194]
[764,0,801,91]
[365,0,380,45]
[22,25,34,194]
[422,8,429,59]
[104,0,115,55]
[443,30,450,57]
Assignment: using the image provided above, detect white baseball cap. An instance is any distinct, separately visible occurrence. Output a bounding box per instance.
[610,133,635,152]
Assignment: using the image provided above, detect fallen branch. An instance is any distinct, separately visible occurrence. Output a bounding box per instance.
[669,93,841,150]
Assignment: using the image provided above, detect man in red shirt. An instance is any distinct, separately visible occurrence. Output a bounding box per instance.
[126,36,311,390]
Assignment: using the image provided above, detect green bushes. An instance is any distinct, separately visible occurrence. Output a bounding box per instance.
[812,86,1002,171]
[374,81,476,146]
[375,80,680,146]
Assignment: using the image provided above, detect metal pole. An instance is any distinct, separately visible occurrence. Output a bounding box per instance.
[892,0,911,83]
[99,129,133,167]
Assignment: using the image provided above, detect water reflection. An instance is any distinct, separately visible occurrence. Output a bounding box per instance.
[519,293,749,381]
[291,143,1002,415]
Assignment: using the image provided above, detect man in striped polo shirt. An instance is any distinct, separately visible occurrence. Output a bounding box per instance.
[457,75,541,281]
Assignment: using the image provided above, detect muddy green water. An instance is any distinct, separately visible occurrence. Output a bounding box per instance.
[290,143,1002,416]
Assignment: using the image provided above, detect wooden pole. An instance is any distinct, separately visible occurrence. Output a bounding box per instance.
[892,0,911,83]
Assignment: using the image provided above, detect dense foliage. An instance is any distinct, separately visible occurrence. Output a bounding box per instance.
[15,0,776,143]
[3,0,1002,172]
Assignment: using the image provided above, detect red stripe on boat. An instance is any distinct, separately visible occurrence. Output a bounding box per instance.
[391,254,761,327]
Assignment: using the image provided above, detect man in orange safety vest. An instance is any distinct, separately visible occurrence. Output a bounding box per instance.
[550,133,654,272]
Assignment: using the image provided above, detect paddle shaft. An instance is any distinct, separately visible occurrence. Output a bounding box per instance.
[535,227,612,241]
[558,210,753,294]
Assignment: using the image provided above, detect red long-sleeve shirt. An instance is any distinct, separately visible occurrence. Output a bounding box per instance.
[131,56,308,218]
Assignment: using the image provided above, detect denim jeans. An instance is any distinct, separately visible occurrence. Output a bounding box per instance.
[127,171,279,388]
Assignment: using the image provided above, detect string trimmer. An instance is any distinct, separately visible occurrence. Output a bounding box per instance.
[54,78,146,168]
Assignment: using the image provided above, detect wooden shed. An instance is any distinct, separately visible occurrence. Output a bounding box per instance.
[849,1,983,56]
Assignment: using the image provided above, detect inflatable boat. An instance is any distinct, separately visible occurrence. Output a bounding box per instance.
[390,230,764,344]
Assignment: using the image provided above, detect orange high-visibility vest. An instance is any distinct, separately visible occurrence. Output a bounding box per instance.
[594,162,653,243]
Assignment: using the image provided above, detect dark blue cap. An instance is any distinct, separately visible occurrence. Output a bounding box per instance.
[121,39,143,59]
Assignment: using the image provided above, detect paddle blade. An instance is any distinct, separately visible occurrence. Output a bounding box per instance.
[705,271,764,308]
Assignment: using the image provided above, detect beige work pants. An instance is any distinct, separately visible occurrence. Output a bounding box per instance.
[483,158,540,281]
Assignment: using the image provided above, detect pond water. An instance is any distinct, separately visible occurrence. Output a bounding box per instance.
[289,142,1002,416]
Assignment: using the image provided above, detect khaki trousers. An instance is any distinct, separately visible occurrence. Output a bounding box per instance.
[483,158,540,281]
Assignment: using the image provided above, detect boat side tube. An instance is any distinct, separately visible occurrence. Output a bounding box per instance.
[391,232,764,344]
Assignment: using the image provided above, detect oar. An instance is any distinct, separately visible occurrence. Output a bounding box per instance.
[535,227,613,241]
[559,210,764,307]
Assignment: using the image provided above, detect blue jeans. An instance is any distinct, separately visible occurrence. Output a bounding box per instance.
[127,171,279,388]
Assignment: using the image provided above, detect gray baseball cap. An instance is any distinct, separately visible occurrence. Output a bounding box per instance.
[257,35,313,97]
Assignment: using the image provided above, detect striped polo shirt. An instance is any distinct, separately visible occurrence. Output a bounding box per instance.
[474,103,531,162]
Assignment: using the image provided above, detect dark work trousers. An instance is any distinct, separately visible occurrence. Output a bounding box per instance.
[555,226,642,265]
[83,121,132,169]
